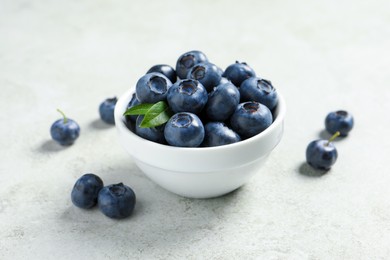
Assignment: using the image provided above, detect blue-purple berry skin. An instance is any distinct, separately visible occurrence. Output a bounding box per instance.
[230,102,273,139]
[202,122,241,147]
[325,110,354,136]
[205,82,240,122]
[50,118,80,146]
[240,77,278,111]
[71,174,104,209]
[187,62,222,92]
[98,183,136,219]
[167,79,208,114]
[164,112,205,147]
[136,72,172,103]
[306,140,338,170]
[175,50,208,79]
[135,115,166,144]
[147,64,177,84]
[222,61,256,87]
[99,97,117,125]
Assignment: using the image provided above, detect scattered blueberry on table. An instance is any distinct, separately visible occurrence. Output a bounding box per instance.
[71,173,104,209]
[99,97,117,125]
[325,110,354,136]
[98,183,136,219]
[50,109,80,146]
[306,131,340,170]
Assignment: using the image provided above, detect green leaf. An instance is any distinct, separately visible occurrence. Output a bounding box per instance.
[140,101,172,128]
[123,103,154,116]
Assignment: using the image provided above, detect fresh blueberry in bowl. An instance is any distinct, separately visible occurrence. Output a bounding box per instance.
[240,77,278,111]
[175,50,208,79]
[164,112,205,147]
[202,122,241,147]
[205,82,240,122]
[222,61,256,87]
[71,173,104,209]
[167,79,208,114]
[98,183,136,219]
[306,132,340,170]
[135,115,166,144]
[230,102,273,139]
[147,64,177,84]
[136,72,172,103]
[50,109,80,146]
[99,97,117,125]
[325,110,354,136]
[114,88,286,198]
[187,62,222,92]
[125,93,140,123]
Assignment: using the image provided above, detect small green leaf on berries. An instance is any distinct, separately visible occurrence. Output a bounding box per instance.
[123,103,154,116]
[140,101,172,128]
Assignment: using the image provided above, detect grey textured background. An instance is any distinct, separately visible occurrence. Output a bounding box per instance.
[1,0,390,259]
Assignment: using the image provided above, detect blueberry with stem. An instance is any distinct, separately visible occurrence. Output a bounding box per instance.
[306,131,340,170]
[50,109,80,145]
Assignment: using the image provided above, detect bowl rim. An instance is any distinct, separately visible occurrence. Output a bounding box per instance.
[115,86,286,153]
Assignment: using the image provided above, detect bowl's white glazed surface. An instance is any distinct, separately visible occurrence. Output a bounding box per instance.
[115,88,286,198]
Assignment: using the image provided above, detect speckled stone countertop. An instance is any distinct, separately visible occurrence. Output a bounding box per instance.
[1,0,390,259]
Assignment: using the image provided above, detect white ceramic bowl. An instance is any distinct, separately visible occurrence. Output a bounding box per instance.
[115,88,286,199]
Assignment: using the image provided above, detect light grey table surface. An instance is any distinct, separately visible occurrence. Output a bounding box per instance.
[1,0,390,259]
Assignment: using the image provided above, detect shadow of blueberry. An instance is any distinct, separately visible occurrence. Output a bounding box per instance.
[89,118,113,130]
[38,140,66,153]
[298,162,329,177]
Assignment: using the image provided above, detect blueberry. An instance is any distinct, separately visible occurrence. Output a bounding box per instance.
[325,110,354,136]
[187,62,222,92]
[240,77,278,111]
[230,102,273,139]
[136,72,172,103]
[222,61,256,87]
[205,82,240,122]
[98,183,136,219]
[202,122,241,147]
[99,97,117,125]
[50,109,80,145]
[218,77,230,85]
[306,139,338,170]
[125,93,140,123]
[175,50,208,79]
[147,64,177,84]
[135,115,166,144]
[164,112,205,147]
[71,173,104,209]
[167,79,208,114]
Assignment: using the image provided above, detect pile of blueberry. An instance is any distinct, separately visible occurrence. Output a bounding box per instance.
[71,173,136,219]
[306,110,354,170]
[125,50,279,147]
